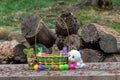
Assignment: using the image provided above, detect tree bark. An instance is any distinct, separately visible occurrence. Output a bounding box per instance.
[81,23,119,53]
[99,34,117,53]
[21,15,56,48]
[0,40,27,64]
[104,54,120,62]
[55,35,66,50]
[81,49,105,62]
[55,34,83,50]
[81,23,100,43]
[55,12,80,36]
[13,44,27,64]
[65,34,83,51]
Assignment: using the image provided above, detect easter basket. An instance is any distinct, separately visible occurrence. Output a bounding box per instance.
[37,55,68,65]
[23,15,70,70]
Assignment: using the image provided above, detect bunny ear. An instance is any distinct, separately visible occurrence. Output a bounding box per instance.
[29,48,35,57]
[29,48,34,53]
[23,49,29,55]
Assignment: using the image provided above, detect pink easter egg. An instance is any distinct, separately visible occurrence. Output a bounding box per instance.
[69,64,75,70]
[42,52,47,56]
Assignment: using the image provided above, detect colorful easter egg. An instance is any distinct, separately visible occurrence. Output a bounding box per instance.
[64,64,69,70]
[38,65,43,71]
[33,64,38,70]
[52,65,59,70]
[69,64,75,70]
[36,52,42,57]
[59,65,65,70]
[42,52,47,57]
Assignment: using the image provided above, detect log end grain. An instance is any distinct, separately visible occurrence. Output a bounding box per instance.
[81,24,99,43]
[99,34,117,53]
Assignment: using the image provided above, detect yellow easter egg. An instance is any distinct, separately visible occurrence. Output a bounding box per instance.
[36,53,42,57]
[33,64,38,70]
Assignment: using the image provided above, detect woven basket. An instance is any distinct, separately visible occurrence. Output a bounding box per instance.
[34,16,69,66]
[37,56,68,65]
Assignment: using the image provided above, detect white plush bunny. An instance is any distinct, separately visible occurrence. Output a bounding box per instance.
[68,50,85,68]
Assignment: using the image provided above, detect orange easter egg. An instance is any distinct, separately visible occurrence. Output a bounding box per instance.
[52,65,59,70]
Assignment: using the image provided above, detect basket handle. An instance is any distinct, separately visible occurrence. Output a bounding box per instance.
[35,14,71,53]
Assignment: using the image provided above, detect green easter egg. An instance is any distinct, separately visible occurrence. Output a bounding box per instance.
[59,65,65,70]
[64,64,69,70]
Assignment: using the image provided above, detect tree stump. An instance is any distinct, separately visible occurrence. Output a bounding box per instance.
[55,12,80,36]
[21,15,56,48]
[81,49,105,62]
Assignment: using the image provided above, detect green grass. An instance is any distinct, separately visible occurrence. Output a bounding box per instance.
[0,0,79,31]
[0,0,120,33]
[108,22,120,33]
[112,0,120,8]
[76,10,101,25]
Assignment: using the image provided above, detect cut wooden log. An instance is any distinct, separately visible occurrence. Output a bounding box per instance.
[99,34,117,53]
[56,34,83,51]
[117,43,120,53]
[81,23,120,43]
[8,30,30,48]
[21,15,56,48]
[81,23,119,53]
[81,23,100,43]
[0,28,10,40]
[55,35,66,50]
[13,44,27,64]
[65,34,83,51]
[104,54,120,62]
[81,49,105,62]
[55,12,80,36]
[0,40,27,64]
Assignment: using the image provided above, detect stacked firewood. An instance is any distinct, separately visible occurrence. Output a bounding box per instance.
[16,12,120,63]
[1,12,120,64]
